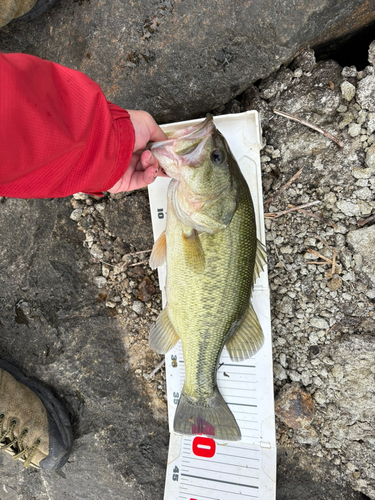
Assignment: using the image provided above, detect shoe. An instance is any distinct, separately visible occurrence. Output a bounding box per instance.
[0,359,73,470]
[14,0,60,22]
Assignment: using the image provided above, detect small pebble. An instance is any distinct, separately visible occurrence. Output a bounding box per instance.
[93,276,107,288]
[132,301,145,315]
[70,209,83,221]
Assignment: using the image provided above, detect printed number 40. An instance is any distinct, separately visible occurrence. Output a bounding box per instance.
[172,466,179,481]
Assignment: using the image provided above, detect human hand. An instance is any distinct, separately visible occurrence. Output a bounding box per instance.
[108,110,169,193]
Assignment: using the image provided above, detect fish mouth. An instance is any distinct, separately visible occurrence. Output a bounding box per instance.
[150,115,215,175]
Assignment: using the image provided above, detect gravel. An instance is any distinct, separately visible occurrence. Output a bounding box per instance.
[67,41,375,500]
[233,43,375,499]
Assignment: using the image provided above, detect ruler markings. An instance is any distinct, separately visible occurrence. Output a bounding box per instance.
[181,456,260,469]
[218,364,256,368]
[224,444,260,451]
[182,464,259,480]
[227,402,257,407]
[225,395,257,400]
[183,456,259,468]
[179,481,259,499]
[215,453,260,462]
[218,386,255,391]
[179,494,221,500]
[181,474,258,491]
[236,417,259,424]
[181,457,259,470]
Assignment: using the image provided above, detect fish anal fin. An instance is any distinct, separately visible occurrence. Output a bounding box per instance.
[148,307,179,354]
[149,230,167,269]
[253,239,267,286]
[174,387,241,441]
[182,229,205,273]
[226,303,264,362]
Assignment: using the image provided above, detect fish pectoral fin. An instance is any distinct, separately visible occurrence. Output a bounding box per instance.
[182,229,205,273]
[253,239,267,286]
[149,230,167,269]
[226,303,264,362]
[148,307,179,354]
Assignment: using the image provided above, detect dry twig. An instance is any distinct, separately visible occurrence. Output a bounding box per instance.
[264,200,321,219]
[306,247,340,273]
[306,249,332,263]
[128,260,149,267]
[123,249,152,257]
[273,109,344,148]
[293,208,337,228]
[358,213,375,227]
[146,358,165,379]
[264,167,304,205]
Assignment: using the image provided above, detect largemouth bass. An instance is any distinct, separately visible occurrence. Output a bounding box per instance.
[149,115,266,441]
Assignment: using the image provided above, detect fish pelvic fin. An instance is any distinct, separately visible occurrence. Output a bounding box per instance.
[226,303,264,362]
[253,238,267,286]
[174,387,241,441]
[148,307,179,354]
[182,229,205,273]
[149,230,167,269]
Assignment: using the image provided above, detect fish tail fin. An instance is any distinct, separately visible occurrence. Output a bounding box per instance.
[173,387,241,441]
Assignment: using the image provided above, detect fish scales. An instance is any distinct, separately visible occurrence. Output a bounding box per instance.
[167,181,256,401]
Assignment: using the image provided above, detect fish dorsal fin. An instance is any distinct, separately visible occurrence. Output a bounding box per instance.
[225,303,264,362]
[148,306,180,354]
[253,239,267,286]
[149,230,167,270]
[182,229,205,273]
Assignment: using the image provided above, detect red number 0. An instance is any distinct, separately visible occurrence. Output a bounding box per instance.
[192,436,216,458]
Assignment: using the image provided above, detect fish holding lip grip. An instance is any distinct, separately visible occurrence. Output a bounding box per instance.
[148,115,266,441]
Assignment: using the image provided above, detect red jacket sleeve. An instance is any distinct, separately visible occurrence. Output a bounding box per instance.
[0,52,135,198]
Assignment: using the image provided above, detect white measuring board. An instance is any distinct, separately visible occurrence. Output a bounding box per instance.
[148,111,276,500]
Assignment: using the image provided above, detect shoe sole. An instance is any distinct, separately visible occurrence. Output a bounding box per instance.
[0,359,73,470]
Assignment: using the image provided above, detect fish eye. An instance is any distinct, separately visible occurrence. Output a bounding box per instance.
[211,149,225,165]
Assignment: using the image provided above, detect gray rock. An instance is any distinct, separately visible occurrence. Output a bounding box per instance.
[336,201,360,217]
[70,208,83,221]
[247,44,375,498]
[277,449,369,500]
[342,66,358,78]
[0,198,168,499]
[367,112,375,134]
[93,276,107,288]
[0,1,375,122]
[357,75,375,112]
[348,123,361,137]
[90,243,104,260]
[365,144,375,169]
[310,317,329,330]
[291,48,316,73]
[105,191,153,250]
[132,300,145,314]
[340,81,356,101]
[274,362,288,381]
[347,225,375,284]
[368,39,375,67]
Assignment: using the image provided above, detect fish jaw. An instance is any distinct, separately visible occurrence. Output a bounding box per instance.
[150,115,215,180]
